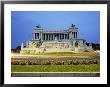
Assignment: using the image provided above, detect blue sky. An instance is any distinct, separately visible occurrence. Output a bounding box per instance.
[11,11,100,49]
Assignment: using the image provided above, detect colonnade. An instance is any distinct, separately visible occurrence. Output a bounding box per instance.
[34,32,78,40]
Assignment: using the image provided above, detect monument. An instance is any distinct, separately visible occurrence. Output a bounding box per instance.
[20,24,93,54]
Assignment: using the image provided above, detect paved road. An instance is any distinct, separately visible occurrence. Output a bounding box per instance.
[12,57,99,62]
[11,72,100,77]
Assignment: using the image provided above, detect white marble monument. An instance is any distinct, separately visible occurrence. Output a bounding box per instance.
[20,24,93,54]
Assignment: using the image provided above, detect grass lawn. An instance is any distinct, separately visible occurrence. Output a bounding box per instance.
[11,52,100,58]
[11,64,100,72]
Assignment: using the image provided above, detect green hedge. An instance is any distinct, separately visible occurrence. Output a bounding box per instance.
[11,59,99,65]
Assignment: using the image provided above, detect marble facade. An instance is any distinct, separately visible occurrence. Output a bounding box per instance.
[20,24,93,54]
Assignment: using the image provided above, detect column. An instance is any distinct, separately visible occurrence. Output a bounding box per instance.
[65,34,67,39]
[43,34,45,40]
[66,34,67,39]
[48,34,49,40]
[41,32,42,40]
[65,34,66,39]
[64,34,65,39]
[58,34,59,40]
[47,34,48,40]
[62,34,63,39]
[50,34,52,40]
[51,34,53,40]
[38,33,40,40]
[59,34,61,40]
[61,34,62,40]
[45,34,47,40]
[75,32,76,38]
[76,32,77,38]
[43,34,44,40]
[53,34,54,40]
[34,33,36,40]
[44,34,45,40]
[39,33,41,39]
[42,34,43,40]
[51,34,52,40]
[46,34,47,40]
[34,33,36,39]
[74,32,75,38]
[52,34,53,40]
[68,34,69,39]
[73,32,74,38]
[42,33,43,40]
[66,34,68,39]
[53,34,55,40]
[49,34,50,40]
[50,34,51,40]
[36,33,37,39]
[56,34,58,40]
[38,33,40,39]
[69,33,71,39]
[35,33,37,39]
[46,34,48,40]
[56,34,57,40]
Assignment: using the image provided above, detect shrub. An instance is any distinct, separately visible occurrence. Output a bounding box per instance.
[54,61,62,65]
[45,61,51,65]
[72,60,79,65]
[19,61,26,65]
[27,61,32,65]
[85,60,90,65]
[90,60,94,64]
[32,62,38,65]
[93,60,99,64]
[41,61,51,65]
[78,60,84,65]
[67,60,73,65]
[11,59,100,65]
[34,61,41,65]
[11,61,20,65]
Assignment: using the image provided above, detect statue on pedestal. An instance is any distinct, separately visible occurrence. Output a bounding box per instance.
[71,24,75,28]
[36,24,41,28]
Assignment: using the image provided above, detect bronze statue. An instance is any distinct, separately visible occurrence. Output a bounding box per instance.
[36,24,41,28]
[71,24,75,28]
